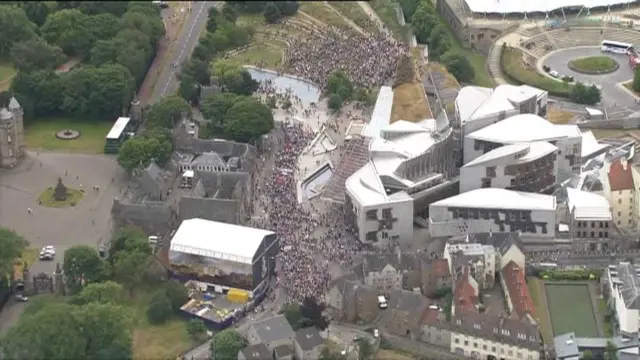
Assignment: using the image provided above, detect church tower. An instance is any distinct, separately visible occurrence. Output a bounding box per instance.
[0,97,24,168]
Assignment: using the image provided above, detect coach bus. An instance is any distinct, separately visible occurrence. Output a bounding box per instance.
[601,40,634,54]
[104,117,133,154]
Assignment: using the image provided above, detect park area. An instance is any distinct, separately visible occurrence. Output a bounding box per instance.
[501,47,574,97]
[24,118,113,154]
[545,282,599,337]
[568,56,618,73]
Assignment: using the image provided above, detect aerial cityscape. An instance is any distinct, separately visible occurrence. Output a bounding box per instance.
[4,1,640,360]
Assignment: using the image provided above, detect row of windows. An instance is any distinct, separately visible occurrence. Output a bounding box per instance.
[452,337,533,359]
[366,208,393,220]
[576,221,609,228]
[575,231,609,238]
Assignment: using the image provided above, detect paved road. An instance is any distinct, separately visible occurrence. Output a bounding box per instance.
[542,47,635,107]
[149,1,219,104]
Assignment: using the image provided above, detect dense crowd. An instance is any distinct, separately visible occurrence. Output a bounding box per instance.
[285,30,407,89]
[250,117,360,302]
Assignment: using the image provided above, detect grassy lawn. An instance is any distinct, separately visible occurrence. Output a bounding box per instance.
[547,108,576,124]
[227,43,284,69]
[369,0,406,40]
[25,118,114,154]
[131,286,194,360]
[331,2,380,34]
[38,187,84,208]
[527,277,554,344]
[545,283,599,337]
[569,56,618,73]
[598,299,614,337]
[391,82,431,123]
[439,23,494,87]
[299,2,352,31]
[501,47,573,96]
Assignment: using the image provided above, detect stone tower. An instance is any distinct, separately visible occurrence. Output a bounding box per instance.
[130,97,142,123]
[0,97,24,168]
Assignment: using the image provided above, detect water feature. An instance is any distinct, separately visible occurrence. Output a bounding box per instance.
[244,66,321,106]
[300,162,334,200]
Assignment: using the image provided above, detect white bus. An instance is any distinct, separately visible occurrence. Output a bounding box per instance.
[601,40,633,54]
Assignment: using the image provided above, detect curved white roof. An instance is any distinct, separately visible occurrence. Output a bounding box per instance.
[466,114,581,144]
[431,188,556,211]
[361,86,393,138]
[464,0,628,14]
[463,141,557,168]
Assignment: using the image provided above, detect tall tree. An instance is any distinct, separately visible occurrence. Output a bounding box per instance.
[40,8,92,56]
[0,5,37,56]
[63,245,105,294]
[263,2,282,24]
[113,250,151,295]
[108,226,151,261]
[20,1,53,27]
[440,51,475,83]
[200,93,243,135]
[210,329,248,360]
[74,281,126,305]
[145,95,191,128]
[10,70,62,116]
[74,302,134,360]
[10,38,66,72]
[223,97,274,143]
[0,227,28,278]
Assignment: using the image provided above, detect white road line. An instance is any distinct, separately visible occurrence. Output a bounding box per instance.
[160,1,207,97]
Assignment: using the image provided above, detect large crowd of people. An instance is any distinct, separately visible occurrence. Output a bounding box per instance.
[285,30,407,89]
[250,118,361,303]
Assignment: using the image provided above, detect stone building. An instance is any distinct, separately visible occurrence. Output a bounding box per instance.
[0,97,24,168]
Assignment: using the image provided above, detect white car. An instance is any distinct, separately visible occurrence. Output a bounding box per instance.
[549,70,560,78]
[373,329,379,338]
[42,246,56,255]
[39,251,54,261]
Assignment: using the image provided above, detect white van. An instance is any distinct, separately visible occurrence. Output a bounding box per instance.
[378,295,388,309]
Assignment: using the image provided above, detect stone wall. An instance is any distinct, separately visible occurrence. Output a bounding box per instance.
[577,116,640,130]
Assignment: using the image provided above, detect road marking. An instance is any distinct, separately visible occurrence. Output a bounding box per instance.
[160,1,207,97]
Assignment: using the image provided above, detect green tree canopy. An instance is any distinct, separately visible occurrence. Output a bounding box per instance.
[200,92,244,135]
[113,250,151,294]
[63,245,105,293]
[0,227,28,278]
[146,290,173,324]
[10,37,66,73]
[78,1,131,16]
[117,129,173,173]
[58,64,136,120]
[441,51,475,83]
[40,8,92,56]
[74,281,126,305]
[187,319,208,340]
[275,1,299,16]
[223,97,274,143]
[146,95,191,128]
[264,2,282,24]
[570,82,601,105]
[0,5,37,57]
[210,329,248,360]
[19,1,54,27]
[162,280,189,312]
[427,25,451,60]
[210,59,258,95]
[10,70,62,117]
[410,2,438,44]
[109,226,151,260]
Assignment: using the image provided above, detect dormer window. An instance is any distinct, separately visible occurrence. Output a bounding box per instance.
[7,135,11,143]
[473,324,481,330]
[456,319,462,325]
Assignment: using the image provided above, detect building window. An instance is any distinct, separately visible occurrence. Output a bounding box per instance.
[619,199,622,204]
[8,149,13,157]
[473,342,478,348]
[492,346,496,352]
[510,178,516,186]
[464,340,469,346]
[382,208,392,219]
[591,222,595,228]
[366,210,377,220]
[7,135,11,143]
[455,338,459,344]
[486,166,496,178]
[618,211,622,216]
[481,178,491,188]
[591,232,594,237]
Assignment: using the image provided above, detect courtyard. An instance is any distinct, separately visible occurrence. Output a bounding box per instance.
[24,118,114,154]
[0,151,128,276]
[545,282,599,337]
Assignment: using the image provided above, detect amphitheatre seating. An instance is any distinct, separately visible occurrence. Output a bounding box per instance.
[521,27,640,59]
[518,26,544,38]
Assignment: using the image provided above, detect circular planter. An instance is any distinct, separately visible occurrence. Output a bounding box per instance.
[56,129,81,140]
[568,56,619,75]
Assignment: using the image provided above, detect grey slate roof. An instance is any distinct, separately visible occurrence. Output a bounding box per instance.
[616,263,640,310]
[134,162,166,200]
[193,171,249,199]
[363,252,418,274]
[553,332,579,359]
[273,344,294,357]
[467,232,523,257]
[295,327,324,351]
[240,343,271,360]
[250,315,294,345]
[192,152,226,169]
[178,197,240,224]
[392,289,427,312]
[452,311,540,351]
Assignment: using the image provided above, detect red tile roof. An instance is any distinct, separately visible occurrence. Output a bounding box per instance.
[454,268,478,313]
[608,159,634,191]
[501,260,535,318]
[431,259,450,278]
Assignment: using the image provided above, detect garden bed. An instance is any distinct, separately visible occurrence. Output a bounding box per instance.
[568,56,619,74]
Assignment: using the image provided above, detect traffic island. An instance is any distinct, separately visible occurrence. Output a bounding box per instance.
[568,56,619,75]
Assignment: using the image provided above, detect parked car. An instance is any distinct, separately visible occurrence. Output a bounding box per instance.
[39,247,55,260]
[15,294,28,302]
[549,70,560,78]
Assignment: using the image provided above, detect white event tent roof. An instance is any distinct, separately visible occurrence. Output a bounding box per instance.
[464,0,632,14]
[169,218,274,265]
